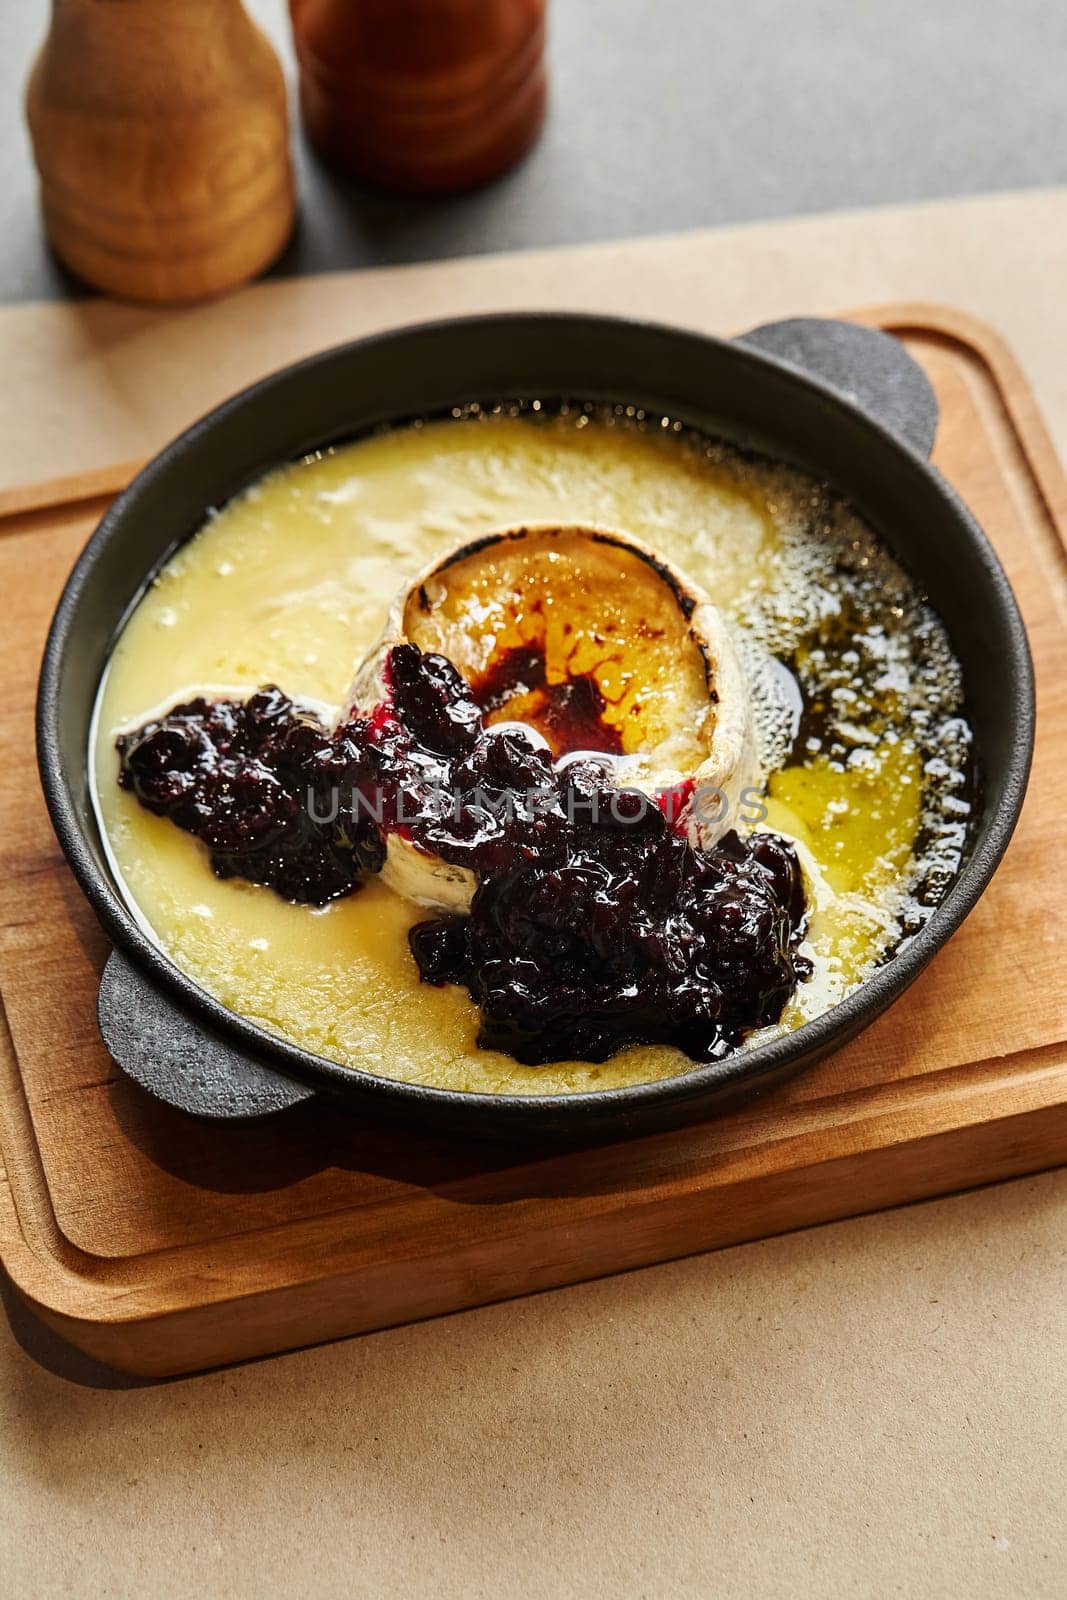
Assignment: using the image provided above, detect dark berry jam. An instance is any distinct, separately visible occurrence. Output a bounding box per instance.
[385,642,482,755]
[472,644,623,758]
[117,643,810,1065]
[117,688,384,903]
[410,793,809,1064]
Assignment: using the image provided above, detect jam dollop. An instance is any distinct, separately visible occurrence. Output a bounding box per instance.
[116,643,810,1065]
[411,783,810,1064]
[117,687,385,903]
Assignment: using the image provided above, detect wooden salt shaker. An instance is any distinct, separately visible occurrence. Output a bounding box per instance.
[26,0,295,303]
[289,0,547,195]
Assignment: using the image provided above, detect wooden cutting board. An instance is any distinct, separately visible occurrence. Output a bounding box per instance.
[0,304,1064,1379]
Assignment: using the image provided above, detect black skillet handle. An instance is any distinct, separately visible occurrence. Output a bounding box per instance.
[733,317,939,458]
[98,949,316,1119]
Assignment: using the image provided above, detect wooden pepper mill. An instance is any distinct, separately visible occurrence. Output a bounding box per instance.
[26,0,295,303]
[289,0,547,195]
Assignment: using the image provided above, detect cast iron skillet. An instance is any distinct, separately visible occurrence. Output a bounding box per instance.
[36,314,1034,1141]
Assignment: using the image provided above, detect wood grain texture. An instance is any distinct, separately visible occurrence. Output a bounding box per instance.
[289,0,548,195]
[25,0,295,304]
[0,307,1064,1377]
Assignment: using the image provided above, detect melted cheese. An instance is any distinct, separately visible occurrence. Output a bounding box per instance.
[93,414,926,1094]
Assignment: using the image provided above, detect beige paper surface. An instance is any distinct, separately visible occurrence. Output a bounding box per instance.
[2,191,1066,1598]
[3,189,1067,490]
